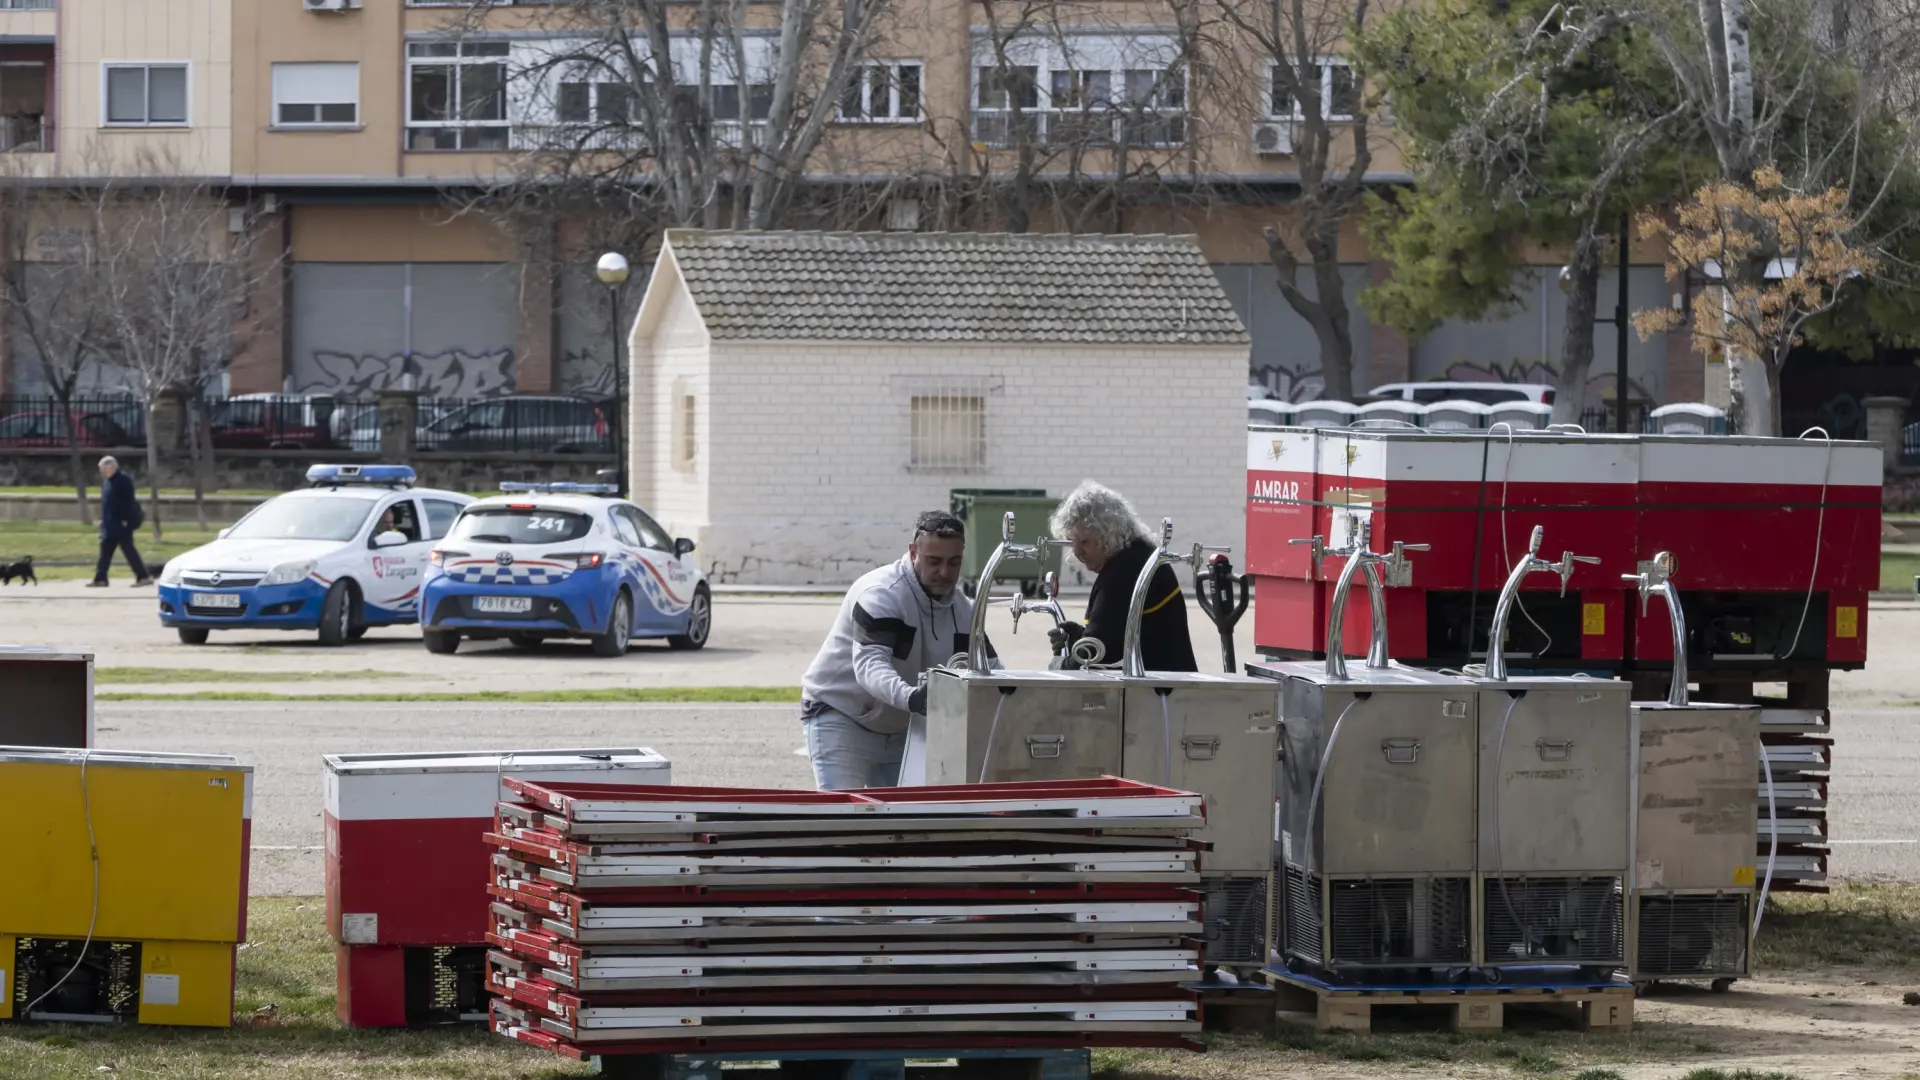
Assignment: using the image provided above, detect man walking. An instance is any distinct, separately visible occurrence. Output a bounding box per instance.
[799,511,995,790]
[91,456,152,588]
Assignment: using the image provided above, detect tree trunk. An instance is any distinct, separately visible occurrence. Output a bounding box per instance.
[56,388,92,527]
[1308,264,1356,403]
[189,396,210,528]
[1551,232,1604,426]
[145,398,164,542]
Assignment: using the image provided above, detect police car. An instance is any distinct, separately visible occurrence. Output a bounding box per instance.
[157,465,476,646]
[418,482,711,657]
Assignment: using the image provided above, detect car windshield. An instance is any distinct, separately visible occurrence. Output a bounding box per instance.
[227,496,374,542]
[447,508,592,545]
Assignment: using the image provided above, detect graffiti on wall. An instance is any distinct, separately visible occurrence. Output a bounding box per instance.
[557,349,618,397]
[292,348,518,398]
[1248,362,1326,403]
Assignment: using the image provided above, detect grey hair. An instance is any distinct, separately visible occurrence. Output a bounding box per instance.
[98,455,117,470]
[1049,480,1148,559]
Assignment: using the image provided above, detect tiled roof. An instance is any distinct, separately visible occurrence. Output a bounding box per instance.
[662,230,1249,345]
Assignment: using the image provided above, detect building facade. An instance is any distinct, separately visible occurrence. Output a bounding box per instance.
[0,0,1700,414]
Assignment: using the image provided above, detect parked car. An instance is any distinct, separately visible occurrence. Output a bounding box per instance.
[1367,382,1556,407]
[207,394,331,450]
[417,395,613,454]
[0,409,134,449]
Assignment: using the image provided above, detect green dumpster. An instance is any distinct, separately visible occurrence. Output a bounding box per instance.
[949,488,1064,596]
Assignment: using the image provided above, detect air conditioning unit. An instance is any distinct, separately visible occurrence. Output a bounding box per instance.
[1251,119,1293,156]
[303,0,362,13]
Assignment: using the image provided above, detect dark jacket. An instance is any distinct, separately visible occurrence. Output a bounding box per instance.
[100,470,138,539]
[1074,537,1198,673]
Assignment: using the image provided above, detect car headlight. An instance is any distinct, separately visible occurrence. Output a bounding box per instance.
[159,561,184,585]
[261,560,316,587]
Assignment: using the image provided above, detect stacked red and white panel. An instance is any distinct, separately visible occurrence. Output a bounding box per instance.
[484,777,1209,1063]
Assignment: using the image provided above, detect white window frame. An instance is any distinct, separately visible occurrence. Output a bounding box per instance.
[271,61,361,130]
[906,391,989,473]
[1270,56,1356,122]
[405,38,511,151]
[100,61,191,128]
[969,34,1186,150]
[837,59,924,124]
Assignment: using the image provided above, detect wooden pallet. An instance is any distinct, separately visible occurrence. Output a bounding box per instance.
[597,1048,1093,1080]
[1263,970,1634,1035]
[1196,986,1276,1034]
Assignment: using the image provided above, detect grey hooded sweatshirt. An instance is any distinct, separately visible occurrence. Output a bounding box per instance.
[800,555,995,735]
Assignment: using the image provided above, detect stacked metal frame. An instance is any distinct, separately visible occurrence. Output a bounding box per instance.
[484,777,1207,1063]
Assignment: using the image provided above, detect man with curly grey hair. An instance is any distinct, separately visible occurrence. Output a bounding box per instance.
[1046,480,1196,672]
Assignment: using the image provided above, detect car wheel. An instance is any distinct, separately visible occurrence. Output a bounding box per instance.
[423,629,461,655]
[318,581,355,647]
[509,632,544,649]
[668,586,711,651]
[177,628,210,646]
[591,592,633,658]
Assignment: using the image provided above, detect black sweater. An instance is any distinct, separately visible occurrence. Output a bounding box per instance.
[1074,538,1199,672]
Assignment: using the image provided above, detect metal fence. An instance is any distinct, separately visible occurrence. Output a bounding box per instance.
[0,395,148,448]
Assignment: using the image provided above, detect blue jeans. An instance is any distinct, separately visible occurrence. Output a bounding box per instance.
[804,709,905,790]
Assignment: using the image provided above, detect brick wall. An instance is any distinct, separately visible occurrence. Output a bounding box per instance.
[653,339,1250,586]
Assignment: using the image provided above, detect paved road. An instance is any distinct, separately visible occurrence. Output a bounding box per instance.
[99,701,815,896]
[90,697,1919,896]
[0,581,1257,691]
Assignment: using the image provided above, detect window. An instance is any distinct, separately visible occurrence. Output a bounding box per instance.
[103,63,188,126]
[607,509,643,547]
[839,60,922,122]
[423,498,464,541]
[972,43,1185,149]
[624,506,674,551]
[557,80,632,124]
[712,81,774,122]
[451,508,593,544]
[670,378,697,473]
[908,394,986,472]
[374,500,423,543]
[1271,58,1356,121]
[407,40,509,150]
[273,62,359,127]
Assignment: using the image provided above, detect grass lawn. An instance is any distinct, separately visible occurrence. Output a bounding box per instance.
[0,518,227,578]
[2,887,1911,1080]
[1883,550,1920,593]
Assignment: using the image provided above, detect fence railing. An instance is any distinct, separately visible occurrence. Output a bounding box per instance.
[0,393,619,456]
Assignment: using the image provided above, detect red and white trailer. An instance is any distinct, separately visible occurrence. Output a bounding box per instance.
[323,748,671,1027]
[1244,425,1883,889]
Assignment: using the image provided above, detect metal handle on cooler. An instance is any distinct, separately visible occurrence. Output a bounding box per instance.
[1535,737,1574,762]
[1182,735,1220,761]
[1026,735,1064,759]
[1381,738,1421,764]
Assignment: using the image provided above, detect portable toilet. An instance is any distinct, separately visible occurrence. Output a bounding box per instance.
[1425,400,1493,431]
[1489,401,1555,431]
[1292,400,1357,428]
[1650,403,1727,435]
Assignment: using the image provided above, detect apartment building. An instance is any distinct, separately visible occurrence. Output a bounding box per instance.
[0,0,1693,410]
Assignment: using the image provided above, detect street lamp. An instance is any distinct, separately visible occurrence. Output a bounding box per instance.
[596,252,631,498]
[1561,215,1633,434]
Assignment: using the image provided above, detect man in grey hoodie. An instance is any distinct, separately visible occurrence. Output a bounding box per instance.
[800,510,994,789]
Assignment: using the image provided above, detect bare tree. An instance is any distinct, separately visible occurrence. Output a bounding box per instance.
[444,0,892,231]
[86,158,281,537]
[0,164,113,524]
[956,0,1216,235]
[1214,0,1375,402]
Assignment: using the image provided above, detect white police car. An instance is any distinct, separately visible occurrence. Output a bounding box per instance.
[157,465,476,646]
[418,482,711,656]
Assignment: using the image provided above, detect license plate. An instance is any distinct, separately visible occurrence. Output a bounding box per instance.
[475,596,533,614]
[194,592,243,609]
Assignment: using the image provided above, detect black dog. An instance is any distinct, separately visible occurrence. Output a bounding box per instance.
[0,555,35,586]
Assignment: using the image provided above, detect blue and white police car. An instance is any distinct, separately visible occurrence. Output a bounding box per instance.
[418,482,711,657]
[157,465,476,646]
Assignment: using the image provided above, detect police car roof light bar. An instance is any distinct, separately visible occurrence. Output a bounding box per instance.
[306,464,417,489]
[498,482,620,496]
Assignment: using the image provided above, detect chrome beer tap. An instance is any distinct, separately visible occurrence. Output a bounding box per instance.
[1486,525,1600,680]
[1120,518,1230,677]
[1322,517,1428,680]
[1623,552,1687,706]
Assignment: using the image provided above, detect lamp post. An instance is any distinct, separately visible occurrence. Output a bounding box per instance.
[1561,215,1633,433]
[596,252,631,498]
